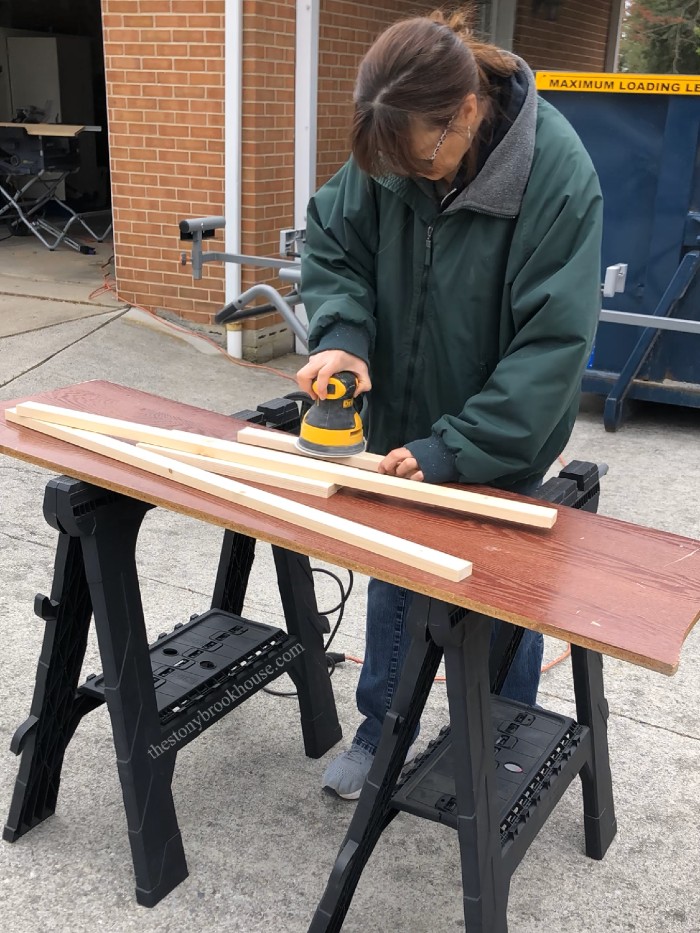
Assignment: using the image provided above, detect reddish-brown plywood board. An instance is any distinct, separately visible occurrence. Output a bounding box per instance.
[1,381,699,675]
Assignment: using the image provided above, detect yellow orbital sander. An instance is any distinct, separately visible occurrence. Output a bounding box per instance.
[296,371,367,458]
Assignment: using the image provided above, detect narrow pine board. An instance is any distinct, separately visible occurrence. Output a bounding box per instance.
[6,411,472,583]
[153,430,557,529]
[11,405,336,498]
[14,401,556,529]
[14,400,201,444]
[139,444,339,497]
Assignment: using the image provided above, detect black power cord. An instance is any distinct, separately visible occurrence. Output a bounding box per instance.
[262,567,354,698]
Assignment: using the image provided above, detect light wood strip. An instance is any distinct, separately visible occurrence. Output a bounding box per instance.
[6,410,472,582]
[13,403,335,496]
[15,402,556,529]
[139,444,339,498]
[160,431,557,529]
[237,425,383,471]
[15,401,192,445]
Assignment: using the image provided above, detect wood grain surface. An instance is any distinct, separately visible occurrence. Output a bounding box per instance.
[1,380,699,675]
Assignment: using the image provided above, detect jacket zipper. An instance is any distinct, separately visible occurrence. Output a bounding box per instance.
[398,221,435,443]
[395,207,516,444]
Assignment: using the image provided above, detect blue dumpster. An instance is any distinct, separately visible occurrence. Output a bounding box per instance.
[537,72,700,430]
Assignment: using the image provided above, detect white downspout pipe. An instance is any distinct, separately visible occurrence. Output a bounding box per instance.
[294,0,320,354]
[605,0,626,71]
[225,0,243,358]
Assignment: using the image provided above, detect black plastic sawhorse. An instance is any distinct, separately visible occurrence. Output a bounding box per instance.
[309,463,617,933]
[3,475,341,906]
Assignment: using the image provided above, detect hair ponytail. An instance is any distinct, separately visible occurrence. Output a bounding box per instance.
[427,8,519,86]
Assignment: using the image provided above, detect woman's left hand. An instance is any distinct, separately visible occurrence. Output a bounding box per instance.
[378,447,424,482]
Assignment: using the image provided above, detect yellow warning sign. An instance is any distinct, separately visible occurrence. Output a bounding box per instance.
[535,71,700,95]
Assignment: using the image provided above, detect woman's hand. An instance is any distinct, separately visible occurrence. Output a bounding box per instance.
[378,447,424,482]
[296,350,372,399]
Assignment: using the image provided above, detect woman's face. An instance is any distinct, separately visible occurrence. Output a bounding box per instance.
[410,93,479,182]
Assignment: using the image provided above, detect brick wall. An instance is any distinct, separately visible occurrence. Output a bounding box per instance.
[514,0,613,71]
[316,0,429,187]
[102,0,226,324]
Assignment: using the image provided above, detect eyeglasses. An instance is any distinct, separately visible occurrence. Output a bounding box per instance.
[427,114,456,164]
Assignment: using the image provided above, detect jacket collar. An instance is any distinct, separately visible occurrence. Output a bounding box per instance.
[375,57,538,221]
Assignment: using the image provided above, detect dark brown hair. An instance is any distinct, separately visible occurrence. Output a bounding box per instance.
[352,8,519,178]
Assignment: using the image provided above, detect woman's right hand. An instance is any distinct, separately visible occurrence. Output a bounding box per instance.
[296,350,372,399]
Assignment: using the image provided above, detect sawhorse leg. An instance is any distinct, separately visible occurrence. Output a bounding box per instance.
[78,482,188,905]
[5,477,188,905]
[432,605,509,932]
[309,598,509,933]
[309,594,443,933]
[210,529,256,616]
[4,518,96,841]
[272,546,342,757]
[211,530,341,758]
[571,646,617,859]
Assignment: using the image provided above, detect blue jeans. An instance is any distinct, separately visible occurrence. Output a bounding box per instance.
[354,479,545,754]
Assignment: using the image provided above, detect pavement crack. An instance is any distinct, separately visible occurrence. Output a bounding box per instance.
[539,689,700,742]
[0,307,130,390]
[0,306,124,340]
[0,290,118,308]
[0,529,52,550]
[137,574,210,599]
[609,708,700,741]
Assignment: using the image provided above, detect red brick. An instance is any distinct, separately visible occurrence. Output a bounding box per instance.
[122,15,155,28]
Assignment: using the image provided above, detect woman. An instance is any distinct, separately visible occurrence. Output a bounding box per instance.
[296,9,603,799]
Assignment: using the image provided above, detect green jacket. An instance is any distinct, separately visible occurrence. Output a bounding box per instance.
[301,64,603,489]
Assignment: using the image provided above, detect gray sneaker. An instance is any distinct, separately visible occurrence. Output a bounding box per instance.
[322,742,419,800]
